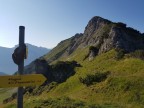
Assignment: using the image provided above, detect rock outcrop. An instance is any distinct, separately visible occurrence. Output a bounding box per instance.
[24,59,80,83]
[80,16,144,54]
[74,17,144,54]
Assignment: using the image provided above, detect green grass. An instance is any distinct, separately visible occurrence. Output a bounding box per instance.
[43,37,73,63]
[45,48,144,107]
[34,48,144,107]
[3,48,144,108]
[0,88,17,104]
[5,97,121,108]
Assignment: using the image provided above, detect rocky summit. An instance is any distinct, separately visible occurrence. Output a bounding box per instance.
[43,16,144,63]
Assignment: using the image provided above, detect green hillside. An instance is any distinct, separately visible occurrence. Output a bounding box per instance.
[4,48,144,108]
[0,88,17,108]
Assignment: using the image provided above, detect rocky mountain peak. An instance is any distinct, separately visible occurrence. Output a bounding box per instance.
[84,16,111,37]
[42,16,144,63]
[78,16,144,55]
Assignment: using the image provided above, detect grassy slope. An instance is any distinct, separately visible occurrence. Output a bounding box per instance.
[43,38,72,63]
[0,88,17,106]
[4,48,144,108]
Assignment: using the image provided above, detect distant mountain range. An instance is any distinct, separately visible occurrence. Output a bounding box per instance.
[0,72,6,75]
[0,43,50,75]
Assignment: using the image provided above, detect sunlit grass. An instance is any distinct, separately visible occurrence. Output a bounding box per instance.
[3,48,144,108]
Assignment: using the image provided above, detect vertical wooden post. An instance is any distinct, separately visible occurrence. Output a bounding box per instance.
[17,26,25,108]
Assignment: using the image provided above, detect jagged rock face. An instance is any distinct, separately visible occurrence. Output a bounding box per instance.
[110,26,144,52]
[84,16,111,37]
[97,26,117,54]
[80,16,111,46]
[78,16,144,54]
[65,33,83,55]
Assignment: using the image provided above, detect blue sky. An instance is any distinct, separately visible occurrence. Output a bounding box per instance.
[0,0,144,48]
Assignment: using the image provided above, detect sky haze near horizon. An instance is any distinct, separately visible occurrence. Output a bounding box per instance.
[0,0,144,48]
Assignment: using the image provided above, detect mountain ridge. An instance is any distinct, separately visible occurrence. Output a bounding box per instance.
[42,16,144,63]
